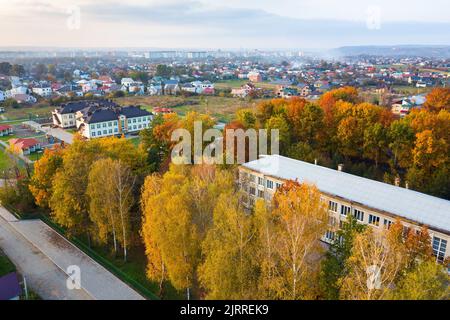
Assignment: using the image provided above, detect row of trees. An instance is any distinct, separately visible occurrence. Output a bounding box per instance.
[229,87,450,199]
[0,62,25,77]
[141,165,449,299]
[141,166,330,299]
[29,136,150,260]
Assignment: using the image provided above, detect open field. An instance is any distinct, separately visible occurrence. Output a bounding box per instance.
[419,68,450,76]
[0,103,54,121]
[391,85,431,95]
[115,95,266,123]
[214,79,279,90]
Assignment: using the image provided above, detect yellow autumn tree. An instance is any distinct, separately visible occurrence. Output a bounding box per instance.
[140,174,167,297]
[199,192,258,299]
[339,226,407,300]
[266,181,328,299]
[50,138,102,235]
[87,158,135,261]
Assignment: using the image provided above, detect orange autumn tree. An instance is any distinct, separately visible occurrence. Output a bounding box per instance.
[424,88,450,112]
[29,146,64,209]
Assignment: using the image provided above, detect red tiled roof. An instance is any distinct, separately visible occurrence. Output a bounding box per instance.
[9,138,39,150]
[0,124,12,131]
[153,107,174,113]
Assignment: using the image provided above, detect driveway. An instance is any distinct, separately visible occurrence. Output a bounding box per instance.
[0,207,145,300]
[22,121,74,145]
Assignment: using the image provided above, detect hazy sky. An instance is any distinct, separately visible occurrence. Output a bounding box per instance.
[1,0,449,49]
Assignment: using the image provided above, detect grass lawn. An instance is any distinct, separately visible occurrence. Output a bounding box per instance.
[26,151,44,162]
[115,95,266,123]
[1,103,54,121]
[0,134,16,142]
[0,148,13,170]
[129,136,141,147]
[392,85,431,95]
[0,252,16,277]
[215,79,279,90]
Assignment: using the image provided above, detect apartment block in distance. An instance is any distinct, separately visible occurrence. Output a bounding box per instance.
[239,155,450,263]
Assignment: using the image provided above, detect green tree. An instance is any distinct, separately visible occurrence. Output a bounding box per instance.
[319,216,366,299]
[10,64,25,77]
[155,64,173,78]
[363,123,387,167]
[265,115,290,153]
[0,62,12,75]
[391,260,449,300]
[235,108,256,128]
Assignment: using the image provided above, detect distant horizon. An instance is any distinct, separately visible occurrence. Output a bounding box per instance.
[0,44,450,52]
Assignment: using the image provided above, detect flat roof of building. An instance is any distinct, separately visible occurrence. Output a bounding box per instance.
[242,155,450,234]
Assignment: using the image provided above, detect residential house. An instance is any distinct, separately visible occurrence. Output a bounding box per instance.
[248,71,262,82]
[391,99,413,117]
[12,94,37,104]
[239,155,450,262]
[7,86,28,97]
[164,80,180,95]
[180,83,198,94]
[148,82,163,96]
[153,107,176,115]
[120,78,134,87]
[307,91,322,100]
[276,86,299,99]
[32,84,52,97]
[194,81,215,94]
[297,83,312,97]
[9,138,41,155]
[0,124,13,136]
[391,95,425,117]
[231,83,256,98]
[127,82,145,94]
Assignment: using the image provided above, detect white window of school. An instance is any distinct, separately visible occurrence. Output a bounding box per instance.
[368,214,380,226]
[328,201,338,212]
[432,236,447,263]
[353,209,364,222]
[340,205,351,216]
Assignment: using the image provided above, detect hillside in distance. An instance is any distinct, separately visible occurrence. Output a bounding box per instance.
[333,45,450,58]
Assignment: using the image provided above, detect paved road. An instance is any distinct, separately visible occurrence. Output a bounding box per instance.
[22,121,74,145]
[0,207,145,300]
[0,210,92,300]
[0,140,33,164]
